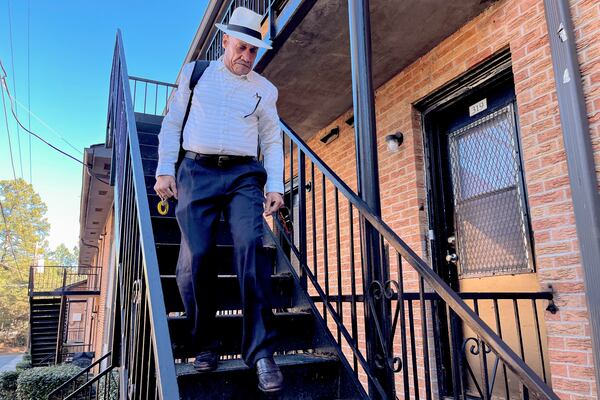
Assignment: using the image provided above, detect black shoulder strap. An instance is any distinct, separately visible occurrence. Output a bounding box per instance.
[181,60,210,135]
[176,60,210,170]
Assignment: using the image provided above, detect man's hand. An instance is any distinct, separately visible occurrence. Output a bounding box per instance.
[264,192,284,216]
[154,175,178,200]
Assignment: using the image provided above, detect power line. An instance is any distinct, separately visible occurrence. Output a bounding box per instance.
[1,61,110,186]
[1,84,17,180]
[13,96,82,155]
[6,0,23,178]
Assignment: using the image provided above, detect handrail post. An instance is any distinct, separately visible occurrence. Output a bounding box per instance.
[297,149,307,289]
[28,266,34,296]
[55,269,68,365]
[347,0,393,397]
[268,1,277,42]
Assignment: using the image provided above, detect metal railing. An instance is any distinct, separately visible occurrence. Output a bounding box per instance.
[66,327,86,343]
[270,120,559,399]
[47,352,117,400]
[107,30,179,399]
[29,266,101,296]
[129,76,176,116]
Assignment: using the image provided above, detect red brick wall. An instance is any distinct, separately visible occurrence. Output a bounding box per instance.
[92,209,114,361]
[283,0,599,397]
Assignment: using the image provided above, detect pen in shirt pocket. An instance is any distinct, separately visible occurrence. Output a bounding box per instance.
[244,92,262,118]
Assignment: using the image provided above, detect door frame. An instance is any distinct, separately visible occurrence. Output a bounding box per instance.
[415,48,537,397]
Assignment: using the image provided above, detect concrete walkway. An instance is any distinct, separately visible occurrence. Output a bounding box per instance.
[0,353,24,372]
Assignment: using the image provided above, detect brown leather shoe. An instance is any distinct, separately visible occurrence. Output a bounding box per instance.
[256,357,283,393]
[193,350,218,372]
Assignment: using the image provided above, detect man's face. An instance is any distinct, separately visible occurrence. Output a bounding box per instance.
[222,34,258,76]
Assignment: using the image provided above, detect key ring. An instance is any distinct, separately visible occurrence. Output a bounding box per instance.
[157,197,169,215]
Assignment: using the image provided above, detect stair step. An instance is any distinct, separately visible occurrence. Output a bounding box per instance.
[31,321,59,327]
[150,215,236,246]
[161,273,294,313]
[141,158,158,177]
[31,309,60,315]
[30,298,62,304]
[155,243,276,276]
[176,353,355,400]
[31,330,59,336]
[151,214,276,249]
[138,131,159,146]
[134,113,163,134]
[140,144,158,160]
[31,315,58,324]
[31,304,61,309]
[32,337,56,347]
[169,311,314,358]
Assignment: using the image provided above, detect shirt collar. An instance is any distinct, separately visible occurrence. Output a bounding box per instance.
[216,57,254,82]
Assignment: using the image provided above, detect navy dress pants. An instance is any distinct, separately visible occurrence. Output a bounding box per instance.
[174,157,278,367]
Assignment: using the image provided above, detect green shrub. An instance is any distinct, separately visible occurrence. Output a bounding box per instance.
[97,370,119,400]
[15,356,32,371]
[15,364,83,400]
[0,370,20,399]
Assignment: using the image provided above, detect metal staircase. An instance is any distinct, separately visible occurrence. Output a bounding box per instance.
[136,113,365,399]
[29,297,62,366]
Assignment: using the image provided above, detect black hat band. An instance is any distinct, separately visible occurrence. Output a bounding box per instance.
[226,24,262,41]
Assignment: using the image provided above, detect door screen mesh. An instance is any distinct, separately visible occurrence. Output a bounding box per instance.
[448,104,533,277]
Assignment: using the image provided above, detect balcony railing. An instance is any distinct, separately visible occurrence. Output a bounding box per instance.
[130,76,176,116]
[28,266,101,296]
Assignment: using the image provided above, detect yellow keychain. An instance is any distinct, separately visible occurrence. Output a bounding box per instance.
[157,198,169,216]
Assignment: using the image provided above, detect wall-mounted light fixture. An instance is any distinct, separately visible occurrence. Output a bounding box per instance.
[385,132,404,153]
[320,127,340,145]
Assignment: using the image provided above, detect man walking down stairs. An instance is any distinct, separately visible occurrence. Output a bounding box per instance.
[154,6,286,395]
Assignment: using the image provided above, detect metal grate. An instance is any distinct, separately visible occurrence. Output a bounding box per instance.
[448,104,533,277]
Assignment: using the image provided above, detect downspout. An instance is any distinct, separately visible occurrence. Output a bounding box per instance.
[544,0,600,392]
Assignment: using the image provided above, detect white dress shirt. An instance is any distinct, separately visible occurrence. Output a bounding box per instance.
[156,58,284,194]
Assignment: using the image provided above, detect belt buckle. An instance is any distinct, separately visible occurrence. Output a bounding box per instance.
[217,155,227,167]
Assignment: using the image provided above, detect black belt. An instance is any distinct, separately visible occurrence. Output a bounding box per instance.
[184,151,256,167]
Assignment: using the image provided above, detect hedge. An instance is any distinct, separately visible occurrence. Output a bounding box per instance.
[15,364,83,400]
[97,370,119,400]
[0,370,20,400]
[15,355,32,371]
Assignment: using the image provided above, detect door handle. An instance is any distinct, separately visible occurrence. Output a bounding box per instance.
[446,253,459,263]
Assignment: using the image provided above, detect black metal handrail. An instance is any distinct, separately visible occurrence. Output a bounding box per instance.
[47,351,111,399]
[275,119,559,399]
[64,364,117,400]
[29,266,101,296]
[107,30,179,399]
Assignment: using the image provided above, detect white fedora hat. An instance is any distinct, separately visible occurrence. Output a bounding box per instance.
[216,7,272,50]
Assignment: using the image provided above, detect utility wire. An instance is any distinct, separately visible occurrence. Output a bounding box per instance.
[1,84,17,180]
[13,96,82,155]
[6,0,23,178]
[1,61,110,186]
[27,0,32,184]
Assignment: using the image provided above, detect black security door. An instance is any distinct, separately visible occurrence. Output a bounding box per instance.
[431,79,534,283]
[423,73,537,397]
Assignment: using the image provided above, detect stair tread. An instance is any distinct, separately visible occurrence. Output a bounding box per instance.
[176,353,338,377]
[168,310,310,321]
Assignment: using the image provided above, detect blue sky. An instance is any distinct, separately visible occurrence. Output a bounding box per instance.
[1,0,208,250]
